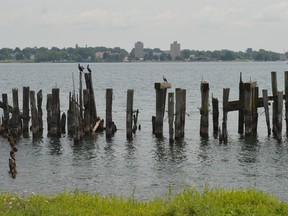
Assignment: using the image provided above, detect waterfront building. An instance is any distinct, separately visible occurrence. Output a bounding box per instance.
[135,41,144,59]
[170,41,181,61]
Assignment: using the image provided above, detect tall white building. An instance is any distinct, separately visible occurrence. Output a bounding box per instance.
[170,41,181,60]
[135,41,144,59]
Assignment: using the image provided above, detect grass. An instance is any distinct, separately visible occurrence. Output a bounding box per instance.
[0,188,287,215]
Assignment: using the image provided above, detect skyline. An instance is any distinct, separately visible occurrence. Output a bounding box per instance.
[1,0,287,53]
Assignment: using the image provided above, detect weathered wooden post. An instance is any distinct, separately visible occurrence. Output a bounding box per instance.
[73,99,83,142]
[252,86,259,134]
[262,89,271,136]
[22,86,30,134]
[37,90,43,133]
[212,96,219,137]
[153,82,171,137]
[46,94,52,132]
[271,71,278,136]
[222,88,230,144]
[2,94,9,128]
[175,88,186,139]
[168,92,174,143]
[30,90,39,137]
[200,81,209,138]
[126,89,134,139]
[49,88,61,136]
[83,89,91,134]
[84,72,97,126]
[133,109,139,133]
[79,70,83,118]
[61,112,66,134]
[238,72,244,134]
[276,91,283,142]
[11,88,21,136]
[106,88,113,138]
[244,82,254,136]
[67,92,74,135]
[285,71,288,134]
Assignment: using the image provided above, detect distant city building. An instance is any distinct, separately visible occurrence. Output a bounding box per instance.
[95,52,104,59]
[134,41,144,59]
[170,41,181,61]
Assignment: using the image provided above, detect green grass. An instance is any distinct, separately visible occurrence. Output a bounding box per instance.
[0,188,287,215]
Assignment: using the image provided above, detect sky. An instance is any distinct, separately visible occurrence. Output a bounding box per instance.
[0,0,287,53]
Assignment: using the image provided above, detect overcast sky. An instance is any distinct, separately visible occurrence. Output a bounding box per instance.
[0,0,287,52]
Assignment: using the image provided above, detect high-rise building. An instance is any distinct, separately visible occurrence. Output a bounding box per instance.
[135,41,144,59]
[170,41,181,60]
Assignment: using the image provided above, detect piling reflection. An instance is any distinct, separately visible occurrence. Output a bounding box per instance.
[48,137,63,155]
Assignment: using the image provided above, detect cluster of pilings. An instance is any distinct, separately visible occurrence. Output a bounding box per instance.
[152,82,186,143]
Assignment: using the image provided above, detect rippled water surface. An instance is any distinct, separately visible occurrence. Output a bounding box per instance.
[0,62,288,200]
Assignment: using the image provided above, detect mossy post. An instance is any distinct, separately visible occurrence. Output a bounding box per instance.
[285,71,288,134]
[153,82,171,137]
[126,89,134,139]
[222,88,229,144]
[30,90,39,137]
[175,88,186,139]
[22,86,30,135]
[262,89,271,136]
[200,81,209,138]
[106,88,113,138]
[168,92,174,143]
[238,72,244,134]
[212,96,219,137]
[271,71,278,136]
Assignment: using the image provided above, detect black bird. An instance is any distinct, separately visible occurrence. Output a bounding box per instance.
[87,65,92,73]
[163,75,168,82]
[78,63,84,72]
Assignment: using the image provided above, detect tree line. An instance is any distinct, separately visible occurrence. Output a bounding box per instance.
[0,46,285,62]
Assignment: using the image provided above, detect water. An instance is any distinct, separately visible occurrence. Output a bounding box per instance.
[0,61,288,200]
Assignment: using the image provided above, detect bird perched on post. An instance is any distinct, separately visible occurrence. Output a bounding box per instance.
[78,63,84,72]
[87,65,92,73]
[163,75,168,83]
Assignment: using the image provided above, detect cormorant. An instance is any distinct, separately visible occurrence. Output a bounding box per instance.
[87,64,92,73]
[163,75,168,82]
[78,63,84,72]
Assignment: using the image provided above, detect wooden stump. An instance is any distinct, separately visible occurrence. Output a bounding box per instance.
[126,89,134,139]
[168,92,174,143]
[175,88,186,139]
[200,81,209,138]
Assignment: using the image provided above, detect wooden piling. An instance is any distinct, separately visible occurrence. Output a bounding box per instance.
[238,72,244,134]
[175,88,186,139]
[46,94,52,132]
[22,87,30,134]
[200,81,209,138]
[222,88,230,144]
[133,109,139,133]
[285,71,288,134]
[244,82,256,136]
[168,92,174,143]
[30,91,39,137]
[126,89,134,139]
[61,112,66,134]
[212,96,219,137]
[79,71,83,118]
[2,94,9,128]
[271,71,278,136]
[67,92,74,134]
[84,72,97,123]
[10,88,21,136]
[49,88,61,136]
[262,89,271,136]
[83,89,91,134]
[252,86,259,134]
[153,82,171,137]
[276,91,283,142]
[37,90,43,133]
[106,88,113,137]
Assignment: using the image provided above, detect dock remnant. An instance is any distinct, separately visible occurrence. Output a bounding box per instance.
[212,96,219,137]
[22,87,30,135]
[168,92,174,143]
[126,89,134,139]
[222,88,230,144]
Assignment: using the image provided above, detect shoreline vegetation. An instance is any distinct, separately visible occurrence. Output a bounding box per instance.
[0,188,287,215]
[0,46,285,63]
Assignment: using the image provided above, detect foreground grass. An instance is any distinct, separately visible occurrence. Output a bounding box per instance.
[0,188,287,215]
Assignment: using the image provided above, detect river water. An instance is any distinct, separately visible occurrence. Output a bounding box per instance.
[0,61,288,200]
